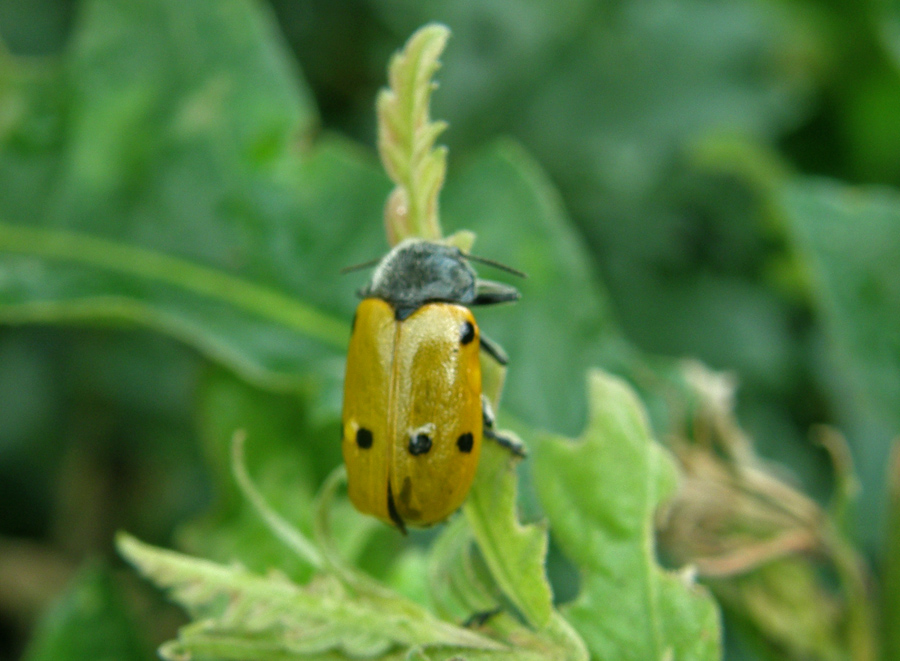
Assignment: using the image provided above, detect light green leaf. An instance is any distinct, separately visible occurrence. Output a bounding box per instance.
[117,532,509,660]
[121,437,587,660]
[377,23,449,243]
[428,516,498,622]
[534,370,721,661]
[426,446,588,661]
[464,442,551,629]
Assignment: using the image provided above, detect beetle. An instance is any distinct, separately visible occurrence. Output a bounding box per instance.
[341,238,523,532]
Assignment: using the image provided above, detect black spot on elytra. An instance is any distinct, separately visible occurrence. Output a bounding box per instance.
[356,427,373,449]
[457,432,474,453]
[460,321,475,345]
[409,432,432,455]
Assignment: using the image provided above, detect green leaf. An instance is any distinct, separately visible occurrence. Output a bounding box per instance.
[377,23,449,243]
[428,516,498,621]
[885,442,900,659]
[23,563,152,661]
[0,0,390,396]
[122,434,586,660]
[69,0,318,162]
[779,178,900,539]
[423,445,588,661]
[464,442,551,629]
[117,532,515,660]
[533,370,721,661]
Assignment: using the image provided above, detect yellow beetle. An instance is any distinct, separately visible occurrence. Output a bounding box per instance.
[342,239,523,532]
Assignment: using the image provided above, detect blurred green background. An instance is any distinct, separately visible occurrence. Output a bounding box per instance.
[1,0,899,659]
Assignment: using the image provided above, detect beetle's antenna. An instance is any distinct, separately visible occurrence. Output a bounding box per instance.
[340,257,382,274]
[464,253,527,279]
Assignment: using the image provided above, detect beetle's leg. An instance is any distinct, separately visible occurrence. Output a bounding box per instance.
[462,607,502,628]
[479,333,508,366]
[482,396,526,458]
[472,279,520,307]
[484,426,526,457]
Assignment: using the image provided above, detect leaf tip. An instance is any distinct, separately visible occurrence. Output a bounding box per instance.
[377,23,452,244]
[114,530,140,563]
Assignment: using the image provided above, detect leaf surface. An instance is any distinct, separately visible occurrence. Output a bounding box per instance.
[534,370,721,660]
[780,179,900,538]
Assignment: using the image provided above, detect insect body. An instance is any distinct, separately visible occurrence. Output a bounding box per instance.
[341,239,521,531]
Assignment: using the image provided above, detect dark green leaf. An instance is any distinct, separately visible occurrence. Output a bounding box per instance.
[780,178,900,539]
[23,563,152,661]
[0,0,390,397]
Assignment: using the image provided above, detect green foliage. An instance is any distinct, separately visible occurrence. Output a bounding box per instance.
[535,371,720,661]
[22,564,151,661]
[779,179,900,537]
[886,445,900,660]
[2,0,899,660]
[118,533,510,660]
[463,442,553,630]
[0,0,384,400]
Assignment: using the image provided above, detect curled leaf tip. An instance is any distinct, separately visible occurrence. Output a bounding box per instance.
[377,23,451,244]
